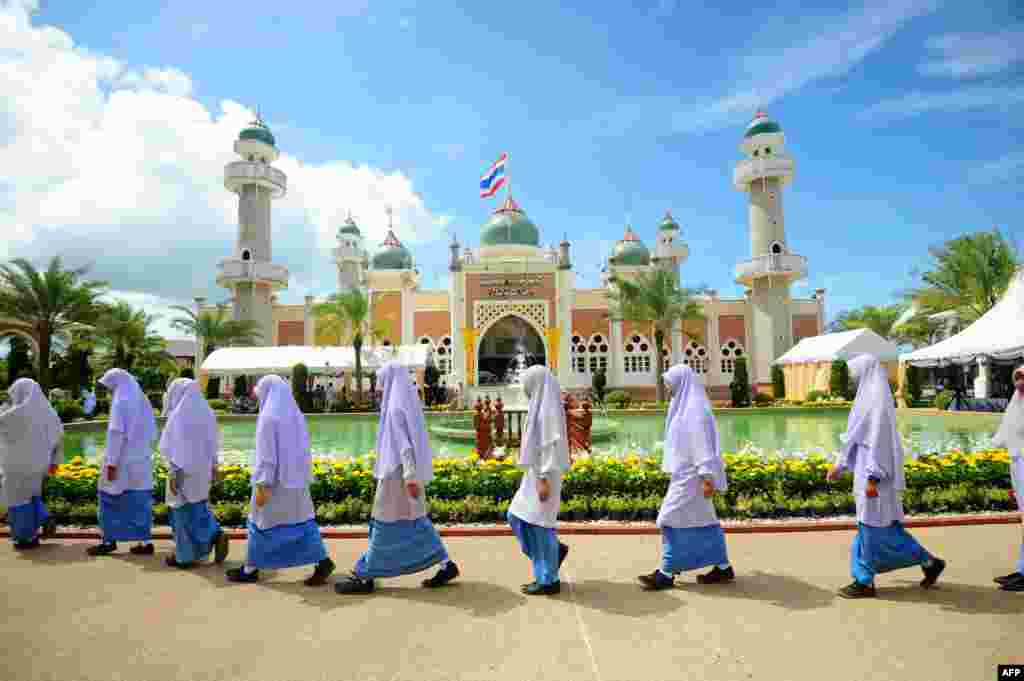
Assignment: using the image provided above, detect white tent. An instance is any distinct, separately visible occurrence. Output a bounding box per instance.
[199,345,430,377]
[773,329,901,400]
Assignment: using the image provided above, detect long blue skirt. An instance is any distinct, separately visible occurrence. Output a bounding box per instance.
[661,524,730,574]
[99,490,153,543]
[8,497,49,543]
[354,517,449,579]
[851,522,931,586]
[508,513,560,586]
[169,502,222,564]
[1017,541,1024,574]
[245,519,327,570]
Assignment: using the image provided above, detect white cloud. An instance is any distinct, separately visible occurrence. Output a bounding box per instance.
[967,152,1024,186]
[919,29,1024,79]
[0,2,451,310]
[858,85,1024,120]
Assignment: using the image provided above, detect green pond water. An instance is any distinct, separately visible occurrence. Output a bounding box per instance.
[62,410,1002,466]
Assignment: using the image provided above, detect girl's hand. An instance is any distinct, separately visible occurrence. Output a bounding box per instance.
[826,465,842,483]
[169,477,178,496]
[106,465,118,482]
[865,480,879,498]
[537,477,551,502]
[254,485,271,508]
[406,481,421,499]
[702,479,715,498]
[48,464,59,476]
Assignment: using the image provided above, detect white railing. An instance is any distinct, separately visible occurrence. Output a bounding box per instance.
[734,253,807,283]
[216,258,290,286]
[733,156,795,189]
[224,161,287,197]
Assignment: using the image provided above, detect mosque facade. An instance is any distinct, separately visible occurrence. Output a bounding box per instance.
[204,112,826,401]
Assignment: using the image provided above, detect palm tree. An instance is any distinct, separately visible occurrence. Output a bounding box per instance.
[169,304,261,361]
[608,269,705,402]
[314,290,387,404]
[90,301,170,372]
[0,257,108,391]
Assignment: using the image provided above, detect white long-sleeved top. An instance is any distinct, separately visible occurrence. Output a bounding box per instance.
[247,448,315,530]
[657,460,720,529]
[508,466,563,529]
[835,443,903,527]
[98,433,153,495]
[0,441,63,508]
[371,448,427,522]
[166,452,219,509]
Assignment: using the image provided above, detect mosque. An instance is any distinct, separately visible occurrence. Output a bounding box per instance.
[198,111,826,401]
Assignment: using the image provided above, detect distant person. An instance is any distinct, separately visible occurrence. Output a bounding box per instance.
[226,375,334,586]
[828,355,946,598]
[82,387,97,417]
[992,365,1024,592]
[0,378,62,549]
[638,364,734,590]
[507,366,571,595]
[159,378,229,569]
[336,362,459,594]
[87,369,157,557]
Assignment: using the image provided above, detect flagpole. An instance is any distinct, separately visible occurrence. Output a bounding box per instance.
[506,153,511,201]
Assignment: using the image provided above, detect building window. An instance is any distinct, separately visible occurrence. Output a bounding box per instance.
[683,339,708,374]
[571,332,609,375]
[571,334,587,373]
[241,249,252,261]
[436,336,452,374]
[720,338,745,374]
[624,334,653,374]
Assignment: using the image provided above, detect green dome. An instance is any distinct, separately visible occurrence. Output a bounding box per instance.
[239,125,276,147]
[339,216,361,237]
[744,112,781,138]
[611,227,650,266]
[658,211,680,232]
[480,197,540,247]
[371,230,412,270]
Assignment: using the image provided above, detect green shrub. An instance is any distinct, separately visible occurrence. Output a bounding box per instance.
[0,390,7,405]
[592,368,607,404]
[178,368,195,380]
[905,365,922,404]
[805,389,828,403]
[208,398,229,411]
[771,364,786,400]
[753,392,774,406]
[54,400,84,423]
[730,358,750,407]
[934,390,954,411]
[605,390,631,409]
[830,360,851,400]
[146,392,163,412]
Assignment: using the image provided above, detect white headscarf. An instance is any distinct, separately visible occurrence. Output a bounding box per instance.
[373,361,434,483]
[254,374,312,489]
[0,378,63,476]
[843,355,905,490]
[99,368,157,452]
[518,365,570,473]
[159,378,219,473]
[993,365,1024,455]
[662,364,727,489]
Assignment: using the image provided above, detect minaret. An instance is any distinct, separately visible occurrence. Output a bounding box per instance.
[651,210,690,283]
[333,212,368,291]
[217,114,288,346]
[733,111,806,386]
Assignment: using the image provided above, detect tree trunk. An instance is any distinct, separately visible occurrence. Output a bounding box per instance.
[653,328,666,404]
[37,322,51,393]
[354,333,363,404]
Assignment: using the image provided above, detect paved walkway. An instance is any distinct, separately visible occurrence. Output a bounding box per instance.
[2,524,1021,681]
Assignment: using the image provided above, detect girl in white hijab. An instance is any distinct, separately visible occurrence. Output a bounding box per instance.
[336,362,460,594]
[639,364,734,590]
[992,364,1024,591]
[0,378,62,549]
[159,378,229,569]
[87,369,158,557]
[226,375,335,586]
[507,365,571,596]
[827,354,945,598]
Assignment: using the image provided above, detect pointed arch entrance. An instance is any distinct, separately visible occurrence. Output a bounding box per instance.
[476,314,546,385]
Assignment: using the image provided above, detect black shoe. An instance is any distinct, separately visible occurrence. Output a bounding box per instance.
[335,574,374,595]
[86,542,117,556]
[920,558,945,588]
[697,566,735,584]
[994,572,1023,586]
[422,561,460,588]
[522,581,561,596]
[226,567,260,583]
[13,538,41,551]
[838,581,877,599]
[165,555,195,569]
[129,543,155,556]
[558,543,569,569]
[1001,575,1024,592]
[637,570,674,591]
[304,558,336,587]
[40,517,58,539]
[213,531,230,564]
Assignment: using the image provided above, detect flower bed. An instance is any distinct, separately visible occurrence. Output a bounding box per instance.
[12,450,1016,528]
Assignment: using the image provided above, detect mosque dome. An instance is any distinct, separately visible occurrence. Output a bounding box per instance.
[371,229,413,270]
[743,111,781,138]
[338,215,362,238]
[239,117,276,147]
[658,210,680,232]
[611,226,650,266]
[480,197,540,247]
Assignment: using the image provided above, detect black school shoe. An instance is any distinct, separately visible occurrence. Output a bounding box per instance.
[40,518,58,539]
[226,566,260,583]
[86,542,117,556]
[558,543,569,569]
[13,538,41,551]
[697,566,735,584]
[213,531,230,564]
[522,581,561,596]
[335,573,374,594]
[304,558,336,587]
[129,543,155,556]
[165,555,196,569]
[637,570,674,591]
[422,561,460,588]
[838,581,877,599]
[920,558,946,588]
[994,572,1022,586]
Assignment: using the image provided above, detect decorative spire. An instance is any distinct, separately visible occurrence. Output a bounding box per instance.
[664,209,674,220]
[385,204,393,230]
[622,225,640,242]
[382,229,402,248]
[495,196,522,214]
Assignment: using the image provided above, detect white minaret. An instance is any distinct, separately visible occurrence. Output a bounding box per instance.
[651,210,690,283]
[217,114,289,346]
[333,212,368,291]
[733,111,806,386]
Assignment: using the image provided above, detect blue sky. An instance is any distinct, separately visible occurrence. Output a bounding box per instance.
[1,0,1022,339]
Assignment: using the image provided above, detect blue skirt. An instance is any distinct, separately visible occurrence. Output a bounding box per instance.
[246,519,327,570]
[8,497,49,543]
[354,517,449,579]
[169,502,222,564]
[661,524,730,574]
[508,513,560,586]
[851,522,931,585]
[99,490,153,542]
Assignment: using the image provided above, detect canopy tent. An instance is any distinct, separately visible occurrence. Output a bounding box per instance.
[773,328,901,400]
[199,345,430,378]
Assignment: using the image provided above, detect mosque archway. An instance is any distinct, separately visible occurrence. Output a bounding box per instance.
[476,314,546,385]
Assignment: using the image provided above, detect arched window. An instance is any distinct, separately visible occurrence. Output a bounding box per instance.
[624,333,653,374]
[720,338,745,375]
[683,339,708,374]
[435,336,453,374]
[587,333,609,375]
[241,248,252,262]
[770,241,784,255]
[571,333,587,373]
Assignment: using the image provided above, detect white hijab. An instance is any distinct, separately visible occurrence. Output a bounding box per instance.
[518,365,570,473]
[662,364,727,489]
[0,378,63,476]
[993,365,1024,455]
[99,368,157,454]
[373,361,434,483]
[843,355,905,490]
[159,378,219,473]
[254,375,312,489]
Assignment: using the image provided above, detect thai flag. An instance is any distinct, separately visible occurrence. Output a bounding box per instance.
[479,153,508,198]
